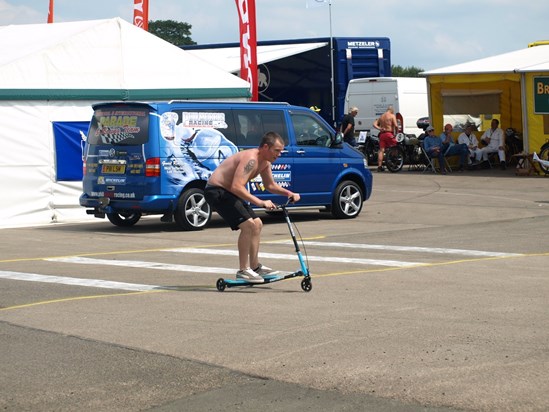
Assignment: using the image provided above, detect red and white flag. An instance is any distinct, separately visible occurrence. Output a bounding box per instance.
[235,0,258,101]
[47,0,54,23]
[133,0,149,31]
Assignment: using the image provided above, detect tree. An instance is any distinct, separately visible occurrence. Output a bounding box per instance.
[391,65,424,77]
[148,20,196,46]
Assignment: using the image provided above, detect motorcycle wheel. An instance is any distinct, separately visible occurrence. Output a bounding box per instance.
[538,144,549,175]
[385,145,404,173]
[364,141,378,165]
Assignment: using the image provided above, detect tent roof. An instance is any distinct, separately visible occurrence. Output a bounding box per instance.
[423,44,549,76]
[0,18,250,100]
[186,42,328,73]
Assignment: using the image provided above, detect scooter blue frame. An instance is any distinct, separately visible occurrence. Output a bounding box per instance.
[215,202,312,292]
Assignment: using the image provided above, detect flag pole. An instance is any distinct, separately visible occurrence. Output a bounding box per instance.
[329,0,335,126]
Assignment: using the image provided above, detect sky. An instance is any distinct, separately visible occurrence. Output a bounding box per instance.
[1,0,547,70]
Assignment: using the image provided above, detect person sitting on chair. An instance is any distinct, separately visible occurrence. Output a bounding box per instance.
[423,126,447,174]
[440,123,468,172]
[479,119,506,170]
[458,124,482,166]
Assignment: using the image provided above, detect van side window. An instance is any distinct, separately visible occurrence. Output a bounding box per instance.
[234,110,288,147]
[235,112,262,147]
[291,113,332,147]
[261,112,288,145]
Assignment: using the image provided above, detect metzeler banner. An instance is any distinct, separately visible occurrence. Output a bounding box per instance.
[235,0,258,100]
[133,0,149,31]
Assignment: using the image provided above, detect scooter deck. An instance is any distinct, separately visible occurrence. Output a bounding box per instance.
[216,270,312,292]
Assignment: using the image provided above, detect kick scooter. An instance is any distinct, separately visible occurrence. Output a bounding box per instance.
[215,200,312,292]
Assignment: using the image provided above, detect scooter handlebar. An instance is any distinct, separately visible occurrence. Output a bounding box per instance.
[278,196,296,209]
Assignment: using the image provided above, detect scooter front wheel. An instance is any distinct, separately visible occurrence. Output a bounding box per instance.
[301,277,312,292]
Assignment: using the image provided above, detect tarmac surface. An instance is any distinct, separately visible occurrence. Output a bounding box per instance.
[1,166,548,411]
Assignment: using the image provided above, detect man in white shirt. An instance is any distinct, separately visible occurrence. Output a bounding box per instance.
[457,124,482,165]
[479,119,506,170]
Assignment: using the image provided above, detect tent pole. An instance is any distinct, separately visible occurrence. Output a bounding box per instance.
[520,73,529,153]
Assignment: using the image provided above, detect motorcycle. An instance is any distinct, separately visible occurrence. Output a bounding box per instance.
[538,139,549,175]
[358,131,423,173]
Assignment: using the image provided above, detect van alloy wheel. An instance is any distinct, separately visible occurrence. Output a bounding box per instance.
[174,188,211,231]
[331,180,363,219]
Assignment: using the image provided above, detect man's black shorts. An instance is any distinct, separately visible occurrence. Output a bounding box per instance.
[204,185,257,230]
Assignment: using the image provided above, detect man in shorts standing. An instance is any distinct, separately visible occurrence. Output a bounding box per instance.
[373,105,398,172]
[204,132,300,283]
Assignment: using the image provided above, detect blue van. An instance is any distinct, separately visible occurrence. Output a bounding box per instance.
[80,101,372,230]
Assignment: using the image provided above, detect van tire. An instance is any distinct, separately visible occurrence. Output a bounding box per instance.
[331,181,363,219]
[107,212,141,227]
[174,188,212,231]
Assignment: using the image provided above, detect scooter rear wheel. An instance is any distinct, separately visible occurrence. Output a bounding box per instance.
[216,278,226,292]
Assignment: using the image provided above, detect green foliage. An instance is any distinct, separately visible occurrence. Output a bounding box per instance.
[148,20,196,46]
[391,65,424,77]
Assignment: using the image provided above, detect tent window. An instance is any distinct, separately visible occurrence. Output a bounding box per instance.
[442,94,500,115]
[441,91,501,132]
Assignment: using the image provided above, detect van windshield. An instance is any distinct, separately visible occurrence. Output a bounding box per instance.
[88,104,150,145]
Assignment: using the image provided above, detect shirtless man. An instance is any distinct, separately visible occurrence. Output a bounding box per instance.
[204,132,300,283]
[372,105,399,172]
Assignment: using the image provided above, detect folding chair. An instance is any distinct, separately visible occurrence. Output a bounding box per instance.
[421,141,451,173]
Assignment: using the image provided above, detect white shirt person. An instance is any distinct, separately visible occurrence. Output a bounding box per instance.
[479,119,506,169]
[457,124,482,164]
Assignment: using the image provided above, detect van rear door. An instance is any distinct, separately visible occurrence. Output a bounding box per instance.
[83,103,154,202]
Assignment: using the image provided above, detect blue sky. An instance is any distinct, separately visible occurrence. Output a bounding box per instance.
[1,0,547,70]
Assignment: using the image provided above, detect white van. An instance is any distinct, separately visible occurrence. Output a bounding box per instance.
[344,77,428,138]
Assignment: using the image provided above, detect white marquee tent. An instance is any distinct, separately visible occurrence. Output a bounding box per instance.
[0,18,250,228]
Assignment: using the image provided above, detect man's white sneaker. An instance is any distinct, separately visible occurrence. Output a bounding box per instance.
[253,263,274,277]
[236,268,264,283]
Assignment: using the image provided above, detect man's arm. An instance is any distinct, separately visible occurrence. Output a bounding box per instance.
[228,155,265,207]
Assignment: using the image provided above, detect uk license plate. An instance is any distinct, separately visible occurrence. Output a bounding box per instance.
[101,164,126,174]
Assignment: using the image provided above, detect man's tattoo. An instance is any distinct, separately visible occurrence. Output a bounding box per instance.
[243,159,256,174]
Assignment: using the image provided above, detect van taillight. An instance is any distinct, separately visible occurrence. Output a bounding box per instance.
[396,113,404,133]
[146,157,160,177]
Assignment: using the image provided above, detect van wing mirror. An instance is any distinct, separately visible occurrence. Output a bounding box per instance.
[332,132,343,146]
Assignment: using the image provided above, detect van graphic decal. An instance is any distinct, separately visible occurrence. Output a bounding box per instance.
[159,112,237,191]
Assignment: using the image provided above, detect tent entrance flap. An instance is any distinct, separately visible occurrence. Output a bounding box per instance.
[441,89,502,115]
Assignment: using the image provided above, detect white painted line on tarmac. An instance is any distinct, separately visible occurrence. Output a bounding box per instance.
[277,241,522,257]
[0,270,159,291]
[166,248,420,268]
[46,257,235,274]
